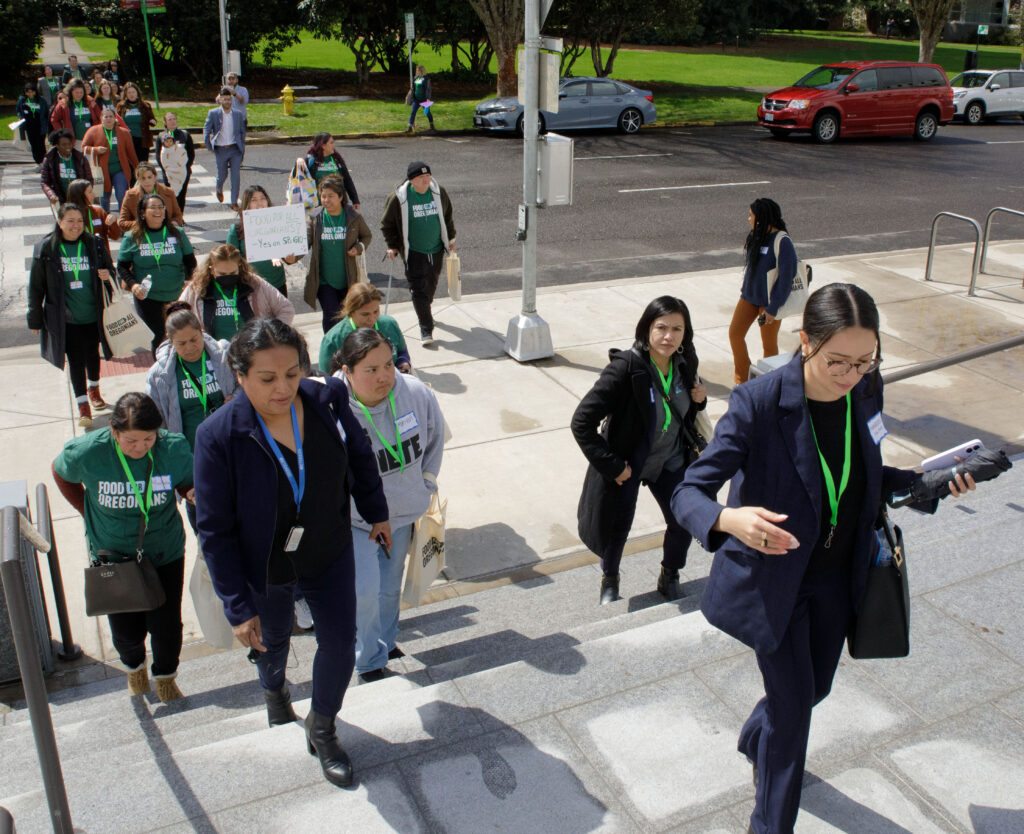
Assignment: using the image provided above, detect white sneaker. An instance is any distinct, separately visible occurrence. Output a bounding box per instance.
[294,598,313,630]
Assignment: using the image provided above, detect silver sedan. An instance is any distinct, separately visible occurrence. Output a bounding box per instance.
[473,77,657,135]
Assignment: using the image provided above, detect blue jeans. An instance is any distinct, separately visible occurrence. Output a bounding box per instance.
[251,549,356,717]
[100,170,129,212]
[214,145,243,205]
[409,102,434,128]
[353,522,413,675]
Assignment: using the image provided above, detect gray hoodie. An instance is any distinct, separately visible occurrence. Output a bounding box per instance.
[145,335,237,436]
[338,370,445,531]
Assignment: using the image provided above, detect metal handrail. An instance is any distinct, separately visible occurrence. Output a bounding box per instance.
[979,207,1024,276]
[924,212,983,296]
[1,507,73,834]
[34,485,81,662]
[883,333,1024,384]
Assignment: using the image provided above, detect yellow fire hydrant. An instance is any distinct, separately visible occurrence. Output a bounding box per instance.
[281,84,294,116]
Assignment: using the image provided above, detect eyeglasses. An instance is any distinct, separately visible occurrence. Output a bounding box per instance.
[824,357,883,376]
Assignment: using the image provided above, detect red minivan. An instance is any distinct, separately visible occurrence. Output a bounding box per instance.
[757,61,955,143]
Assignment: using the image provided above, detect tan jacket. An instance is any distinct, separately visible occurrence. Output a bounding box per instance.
[303,206,372,309]
[118,183,184,232]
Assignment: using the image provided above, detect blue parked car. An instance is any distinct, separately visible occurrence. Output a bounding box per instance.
[473,77,657,135]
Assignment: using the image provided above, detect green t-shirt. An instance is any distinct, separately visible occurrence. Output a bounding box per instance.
[226,225,285,289]
[57,152,76,197]
[413,76,428,103]
[53,427,193,565]
[319,315,407,372]
[117,226,193,302]
[209,282,244,341]
[406,185,443,255]
[58,239,98,325]
[122,106,143,139]
[319,212,348,290]
[102,128,122,176]
[314,156,339,184]
[71,102,92,140]
[174,354,226,450]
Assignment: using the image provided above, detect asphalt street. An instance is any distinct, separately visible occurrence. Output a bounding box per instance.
[3,118,1023,345]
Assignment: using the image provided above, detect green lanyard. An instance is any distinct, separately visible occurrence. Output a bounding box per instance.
[144,226,168,269]
[323,210,343,237]
[348,317,380,333]
[177,351,209,413]
[213,282,241,330]
[104,127,116,150]
[60,240,83,285]
[114,443,155,527]
[356,390,405,472]
[807,393,852,550]
[650,358,673,432]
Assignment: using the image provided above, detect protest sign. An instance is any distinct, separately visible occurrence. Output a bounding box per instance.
[241,203,308,261]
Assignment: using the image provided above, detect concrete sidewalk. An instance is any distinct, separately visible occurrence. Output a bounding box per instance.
[1,238,1023,687]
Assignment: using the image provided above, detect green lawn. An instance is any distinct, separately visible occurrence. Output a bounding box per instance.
[63,26,119,63]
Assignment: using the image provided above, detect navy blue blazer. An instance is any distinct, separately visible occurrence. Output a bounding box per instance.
[202,106,246,152]
[672,352,935,655]
[193,376,387,626]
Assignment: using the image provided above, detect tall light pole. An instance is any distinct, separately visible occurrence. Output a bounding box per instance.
[218,0,230,83]
[504,0,554,362]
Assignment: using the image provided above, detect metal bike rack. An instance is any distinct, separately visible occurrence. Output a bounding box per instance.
[924,212,983,296]
[979,206,1024,276]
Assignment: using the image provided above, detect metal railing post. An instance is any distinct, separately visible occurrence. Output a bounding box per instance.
[924,212,982,295]
[1,507,73,834]
[979,206,1024,276]
[34,485,80,662]
[883,333,1024,384]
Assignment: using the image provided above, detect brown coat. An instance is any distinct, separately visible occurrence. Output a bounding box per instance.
[303,206,372,309]
[118,183,184,232]
[81,124,138,185]
[115,98,157,148]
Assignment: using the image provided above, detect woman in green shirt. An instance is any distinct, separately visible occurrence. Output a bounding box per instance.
[303,133,359,207]
[227,185,298,296]
[49,80,99,146]
[319,283,411,374]
[117,193,197,354]
[51,392,194,702]
[116,82,157,165]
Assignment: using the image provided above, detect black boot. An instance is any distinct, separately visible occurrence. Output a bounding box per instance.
[599,573,620,605]
[657,567,684,601]
[305,710,354,788]
[264,684,298,726]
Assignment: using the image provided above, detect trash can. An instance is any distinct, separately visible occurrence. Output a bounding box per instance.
[0,481,55,684]
[964,50,979,71]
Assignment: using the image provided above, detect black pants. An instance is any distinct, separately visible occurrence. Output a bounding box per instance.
[25,125,47,164]
[133,295,167,354]
[317,283,346,333]
[406,250,444,332]
[131,135,150,166]
[65,322,102,398]
[108,556,185,677]
[600,463,692,575]
[176,172,191,212]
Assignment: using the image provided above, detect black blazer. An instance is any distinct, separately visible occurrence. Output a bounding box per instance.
[572,345,703,556]
[673,352,936,655]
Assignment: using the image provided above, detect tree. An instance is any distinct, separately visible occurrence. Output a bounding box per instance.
[907,0,956,62]
[467,0,523,96]
[424,0,494,78]
[1,0,50,84]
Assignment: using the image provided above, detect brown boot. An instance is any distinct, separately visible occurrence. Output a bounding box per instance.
[77,401,93,428]
[87,386,108,411]
[154,674,184,702]
[126,664,150,696]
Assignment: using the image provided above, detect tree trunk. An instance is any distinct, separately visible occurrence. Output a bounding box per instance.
[468,0,524,97]
[908,0,956,63]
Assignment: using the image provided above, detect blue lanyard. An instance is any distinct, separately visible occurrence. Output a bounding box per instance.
[255,404,305,515]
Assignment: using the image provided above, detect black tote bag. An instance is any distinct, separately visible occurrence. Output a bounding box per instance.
[847,510,909,659]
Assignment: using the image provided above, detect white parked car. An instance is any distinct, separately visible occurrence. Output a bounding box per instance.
[949,69,1024,125]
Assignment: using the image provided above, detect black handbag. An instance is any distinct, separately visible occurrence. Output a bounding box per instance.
[83,457,167,617]
[847,508,909,659]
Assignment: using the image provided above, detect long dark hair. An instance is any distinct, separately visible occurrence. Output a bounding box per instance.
[130,193,177,243]
[233,184,273,240]
[744,197,787,268]
[801,283,882,389]
[110,392,164,432]
[632,296,694,354]
[308,132,344,166]
[227,318,310,377]
[66,179,95,221]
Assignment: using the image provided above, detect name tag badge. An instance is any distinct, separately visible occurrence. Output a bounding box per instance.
[867,412,888,445]
[284,525,304,552]
[760,246,770,254]
[69,281,84,290]
[396,411,419,434]
[92,219,102,227]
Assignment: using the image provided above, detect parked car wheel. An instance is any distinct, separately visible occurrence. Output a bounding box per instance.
[618,108,643,134]
[812,112,840,144]
[914,110,938,141]
[965,101,985,125]
[769,128,789,139]
[516,112,547,137]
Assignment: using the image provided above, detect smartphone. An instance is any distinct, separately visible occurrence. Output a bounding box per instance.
[376,533,391,560]
[921,439,984,472]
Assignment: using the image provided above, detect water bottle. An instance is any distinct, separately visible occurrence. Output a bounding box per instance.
[139,275,153,299]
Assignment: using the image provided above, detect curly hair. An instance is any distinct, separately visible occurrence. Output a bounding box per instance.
[190,243,259,299]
